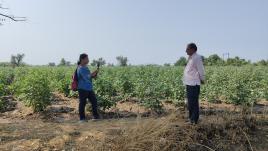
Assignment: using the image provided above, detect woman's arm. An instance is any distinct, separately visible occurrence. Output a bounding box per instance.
[91,69,99,79]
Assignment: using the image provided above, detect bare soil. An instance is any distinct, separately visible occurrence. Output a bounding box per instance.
[0,93,267,151]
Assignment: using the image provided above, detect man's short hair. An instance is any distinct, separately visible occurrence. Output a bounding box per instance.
[188,43,197,51]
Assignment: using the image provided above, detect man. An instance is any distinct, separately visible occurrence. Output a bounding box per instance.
[183,43,205,124]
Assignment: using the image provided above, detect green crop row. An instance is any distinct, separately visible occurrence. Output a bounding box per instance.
[0,66,267,112]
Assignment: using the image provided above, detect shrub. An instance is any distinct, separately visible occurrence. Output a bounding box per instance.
[94,75,117,111]
[14,69,52,112]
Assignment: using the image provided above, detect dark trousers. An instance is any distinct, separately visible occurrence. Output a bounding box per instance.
[78,89,99,120]
[186,85,200,123]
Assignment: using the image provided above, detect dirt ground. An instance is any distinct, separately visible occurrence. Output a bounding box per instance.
[0,93,267,151]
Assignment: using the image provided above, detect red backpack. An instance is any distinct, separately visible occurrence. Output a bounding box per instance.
[71,68,79,91]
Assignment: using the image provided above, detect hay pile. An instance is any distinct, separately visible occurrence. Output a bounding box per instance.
[95,113,259,151]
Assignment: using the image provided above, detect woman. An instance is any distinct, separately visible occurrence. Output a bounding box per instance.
[77,53,100,122]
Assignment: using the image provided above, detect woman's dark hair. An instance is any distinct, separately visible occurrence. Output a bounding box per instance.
[77,53,88,65]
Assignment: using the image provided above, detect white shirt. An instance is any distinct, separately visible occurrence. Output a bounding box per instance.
[182,53,205,86]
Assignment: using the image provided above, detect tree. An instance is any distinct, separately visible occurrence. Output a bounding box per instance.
[66,61,71,66]
[0,3,26,25]
[256,60,267,66]
[107,63,114,67]
[48,62,56,67]
[10,53,25,67]
[91,58,106,67]
[0,62,11,67]
[174,57,187,66]
[116,56,128,66]
[58,58,66,66]
[58,58,71,66]
[205,54,224,66]
[164,63,171,66]
[226,56,250,66]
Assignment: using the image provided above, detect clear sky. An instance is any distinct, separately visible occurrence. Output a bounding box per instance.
[0,0,268,65]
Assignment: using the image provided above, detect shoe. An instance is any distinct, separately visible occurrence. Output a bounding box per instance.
[185,119,190,122]
[185,121,194,125]
[91,118,101,122]
[79,120,88,123]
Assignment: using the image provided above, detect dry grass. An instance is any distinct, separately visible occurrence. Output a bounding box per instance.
[92,112,264,151]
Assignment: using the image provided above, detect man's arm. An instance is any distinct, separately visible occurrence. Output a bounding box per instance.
[196,56,205,84]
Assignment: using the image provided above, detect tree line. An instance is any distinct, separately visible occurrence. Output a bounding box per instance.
[174,54,268,66]
[0,54,129,67]
[0,53,267,67]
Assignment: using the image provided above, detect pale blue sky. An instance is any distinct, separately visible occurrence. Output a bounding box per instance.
[0,0,267,65]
